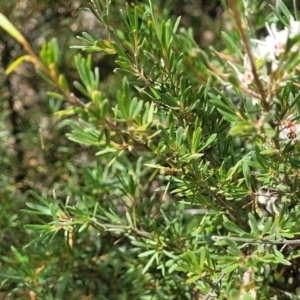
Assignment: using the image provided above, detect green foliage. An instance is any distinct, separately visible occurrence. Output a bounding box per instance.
[2,0,300,299]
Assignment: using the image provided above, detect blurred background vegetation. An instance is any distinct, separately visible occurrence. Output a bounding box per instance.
[0,0,298,299]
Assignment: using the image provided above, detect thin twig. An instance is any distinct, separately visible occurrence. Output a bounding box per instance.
[91,221,153,239]
[228,0,268,110]
[212,235,300,245]
[203,273,225,300]
[7,28,86,107]
[69,93,85,107]
[207,189,249,231]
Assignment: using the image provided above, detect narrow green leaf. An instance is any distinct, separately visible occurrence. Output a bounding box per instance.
[25,202,51,215]
[199,134,217,151]
[248,213,259,236]
[114,68,136,76]
[24,224,51,230]
[47,91,64,100]
[126,211,133,227]
[142,253,156,274]
[160,93,178,107]
[51,38,60,63]
[192,127,202,153]
[199,247,205,270]
[221,31,243,58]
[176,127,184,148]
[111,41,128,60]
[224,238,241,256]
[223,263,239,273]
[209,94,239,121]
[279,1,292,21]
[10,246,25,262]
[78,223,89,233]
[274,249,291,265]
[224,221,246,234]
[138,250,156,257]
[242,160,251,190]
[73,80,89,97]
[49,203,58,222]
[270,4,290,27]
[173,16,181,34]
[131,240,147,247]
[226,159,242,181]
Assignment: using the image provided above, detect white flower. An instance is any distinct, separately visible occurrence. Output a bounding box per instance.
[257,188,281,216]
[289,18,300,38]
[265,23,289,55]
[239,71,254,87]
[251,19,300,74]
[255,20,300,58]
[252,23,288,62]
[227,58,254,87]
[227,18,300,90]
[279,118,300,143]
[253,42,276,62]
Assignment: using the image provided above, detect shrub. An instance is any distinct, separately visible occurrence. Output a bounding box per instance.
[1,0,300,299]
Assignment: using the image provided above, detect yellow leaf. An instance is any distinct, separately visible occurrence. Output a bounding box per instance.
[0,13,24,43]
[5,55,33,74]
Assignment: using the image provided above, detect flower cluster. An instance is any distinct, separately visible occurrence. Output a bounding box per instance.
[230,17,300,88]
[279,117,300,143]
[257,188,281,216]
[253,18,300,69]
